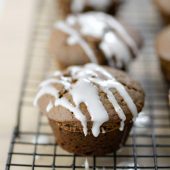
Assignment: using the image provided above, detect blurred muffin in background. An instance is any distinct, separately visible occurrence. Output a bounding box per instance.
[56,0,124,19]
[49,12,143,70]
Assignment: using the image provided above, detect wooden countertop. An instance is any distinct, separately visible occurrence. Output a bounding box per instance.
[0,0,36,169]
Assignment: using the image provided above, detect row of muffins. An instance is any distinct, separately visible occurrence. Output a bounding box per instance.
[34,0,145,155]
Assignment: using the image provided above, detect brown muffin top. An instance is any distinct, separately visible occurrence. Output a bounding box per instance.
[156,26,170,61]
[34,64,144,137]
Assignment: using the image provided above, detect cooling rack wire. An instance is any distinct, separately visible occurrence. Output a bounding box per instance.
[6,0,170,169]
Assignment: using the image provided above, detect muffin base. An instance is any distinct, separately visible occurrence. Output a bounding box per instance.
[49,119,133,156]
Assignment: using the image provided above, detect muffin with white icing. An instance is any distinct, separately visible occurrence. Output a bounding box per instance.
[34,64,145,155]
[56,0,123,19]
[49,12,142,70]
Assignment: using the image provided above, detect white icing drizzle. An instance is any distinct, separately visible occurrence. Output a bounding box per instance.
[90,78,137,122]
[70,78,109,137]
[46,101,53,112]
[106,80,138,119]
[86,64,137,119]
[40,79,70,89]
[68,65,127,131]
[98,82,126,130]
[94,12,138,55]
[33,86,59,106]
[34,64,138,137]
[84,157,89,170]
[71,0,112,13]
[55,98,88,136]
[54,12,138,68]
[40,78,71,89]
[69,65,98,79]
[85,63,113,79]
[34,77,71,109]
[101,127,106,134]
[76,12,138,67]
[55,21,98,64]
[100,31,131,68]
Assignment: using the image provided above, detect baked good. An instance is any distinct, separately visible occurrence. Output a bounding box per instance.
[156,26,170,82]
[56,0,123,19]
[49,12,141,70]
[34,63,145,155]
[154,0,170,24]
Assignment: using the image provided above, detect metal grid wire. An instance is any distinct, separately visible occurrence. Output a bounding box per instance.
[5,0,170,169]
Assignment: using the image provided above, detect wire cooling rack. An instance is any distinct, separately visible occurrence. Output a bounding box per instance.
[5,0,170,169]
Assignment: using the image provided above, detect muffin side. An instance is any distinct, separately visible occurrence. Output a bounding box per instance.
[49,119,133,155]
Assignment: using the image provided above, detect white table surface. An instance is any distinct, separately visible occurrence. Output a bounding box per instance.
[0,0,36,169]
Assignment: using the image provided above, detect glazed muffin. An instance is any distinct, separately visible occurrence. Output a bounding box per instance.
[34,64,145,155]
[154,0,170,24]
[156,26,170,82]
[49,12,141,70]
[56,0,123,19]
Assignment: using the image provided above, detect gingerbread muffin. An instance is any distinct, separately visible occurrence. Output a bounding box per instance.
[34,64,145,155]
[49,12,141,70]
[154,0,170,24]
[56,0,123,19]
[156,26,170,82]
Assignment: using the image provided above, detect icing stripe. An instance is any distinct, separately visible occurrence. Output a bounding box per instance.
[40,78,71,89]
[76,12,138,64]
[99,86,126,130]
[91,78,137,120]
[85,63,113,79]
[56,22,98,64]
[55,98,88,136]
[70,78,109,137]
[100,31,131,68]
[95,12,138,57]
[87,64,138,118]
[46,101,53,112]
[33,86,59,106]
[107,81,138,119]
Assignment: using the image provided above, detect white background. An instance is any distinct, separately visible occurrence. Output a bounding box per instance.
[0,0,36,169]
